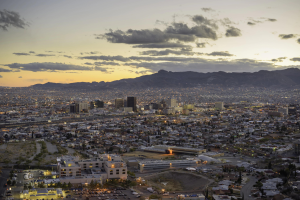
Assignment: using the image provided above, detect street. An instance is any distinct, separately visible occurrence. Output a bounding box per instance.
[0,169,10,199]
[241,175,257,200]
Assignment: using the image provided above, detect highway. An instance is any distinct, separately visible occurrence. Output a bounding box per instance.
[0,114,138,128]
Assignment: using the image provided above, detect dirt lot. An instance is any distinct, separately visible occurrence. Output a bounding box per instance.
[0,140,72,165]
[145,171,212,192]
[0,141,36,164]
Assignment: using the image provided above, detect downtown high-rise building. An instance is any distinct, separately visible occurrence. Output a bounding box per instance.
[115,98,124,109]
[127,97,137,112]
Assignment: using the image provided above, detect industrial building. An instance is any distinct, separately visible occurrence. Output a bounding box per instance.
[138,159,199,172]
[142,145,206,155]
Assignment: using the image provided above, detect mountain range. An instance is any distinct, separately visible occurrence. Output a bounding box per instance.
[31,68,300,90]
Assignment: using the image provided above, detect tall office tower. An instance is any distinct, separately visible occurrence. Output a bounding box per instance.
[127,97,137,112]
[70,103,79,113]
[94,100,104,108]
[79,102,89,112]
[115,98,124,109]
[166,98,177,108]
[215,102,224,110]
[151,103,159,109]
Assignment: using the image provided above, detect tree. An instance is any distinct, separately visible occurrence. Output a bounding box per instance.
[68,182,72,189]
[62,182,67,189]
[268,162,272,169]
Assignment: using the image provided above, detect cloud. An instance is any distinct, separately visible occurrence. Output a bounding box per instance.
[127,56,207,62]
[94,61,120,66]
[18,76,22,78]
[125,58,287,73]
[5,62,93,72]
[201,8,215,12]
[196,43,206,48]
[271,57,286,62]
[35,54,55,57]
[80,55,130,62]
[220,18,236,26]
[247,22,256,26]
[80,51,100,55]
[98,21,218,44]
[132,43,191,49]
[279,34,296,39]
[29,51,35,54]
[94,66,109,72]
[290,58,300,62]
[0,9,28,31]
[225,26,242,37]
[13,52,30,56]
[0,75,2,78]
[139,48,201,56]
[0,68,13,72]
[207,51,234,56]
[155,20,168,26]
[191,15,218,29]
[63,55,72,58]
[165,22,218,40]
[134,70,151,74]
[267,18,277,22]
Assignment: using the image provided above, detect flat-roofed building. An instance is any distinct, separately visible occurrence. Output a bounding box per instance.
[115,98,124,109]
[143,145,206,155]
[138,159,199,172]
[57,154,127,185]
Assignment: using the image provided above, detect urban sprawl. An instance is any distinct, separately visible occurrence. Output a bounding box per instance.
[1,86,300,200]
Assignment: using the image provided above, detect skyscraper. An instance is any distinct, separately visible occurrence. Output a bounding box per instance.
[115,98,124,108]
[70,103,79,113]
[166,99,177,108]
[127,97,137,112]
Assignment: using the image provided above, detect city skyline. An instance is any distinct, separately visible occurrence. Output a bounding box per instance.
[0,0,300,87]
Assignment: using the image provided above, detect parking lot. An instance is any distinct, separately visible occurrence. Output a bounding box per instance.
[66,188,141,200]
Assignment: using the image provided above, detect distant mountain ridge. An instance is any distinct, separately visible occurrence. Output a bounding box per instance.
[31,68,300,89]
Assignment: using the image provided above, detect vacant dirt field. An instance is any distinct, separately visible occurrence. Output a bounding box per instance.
[0,141,36,164]
[145,171,212,192]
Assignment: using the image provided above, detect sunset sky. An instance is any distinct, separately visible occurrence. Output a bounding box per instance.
[0,0,300,87]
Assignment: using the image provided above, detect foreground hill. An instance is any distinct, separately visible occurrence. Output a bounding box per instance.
[31,68,300,90]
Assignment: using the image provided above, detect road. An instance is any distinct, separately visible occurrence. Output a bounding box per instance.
[0,114,139,128]
[45,141,58,153]
[0,169,10,199]
[29,142,41,160]
[241,175,257,200]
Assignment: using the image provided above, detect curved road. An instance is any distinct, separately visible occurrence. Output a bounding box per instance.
[241,176,257,200]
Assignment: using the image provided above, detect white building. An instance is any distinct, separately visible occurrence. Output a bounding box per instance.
[57,154,127,185]
[215,102,224,110]
[166,99,177,108]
